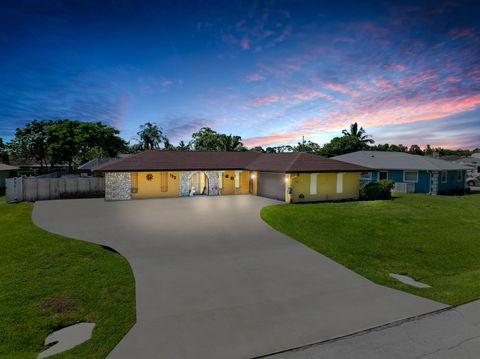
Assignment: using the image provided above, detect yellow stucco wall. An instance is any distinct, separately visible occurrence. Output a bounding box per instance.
[250,171,258,195]
[220,170,251,195]
[131,171,180,199]
[288,172,360,203]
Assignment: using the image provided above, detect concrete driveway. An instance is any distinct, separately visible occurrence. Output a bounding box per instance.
[33,195,446,359]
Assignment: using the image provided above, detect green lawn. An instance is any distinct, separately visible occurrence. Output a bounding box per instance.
[0,198,136,359]
[261,194,480,306]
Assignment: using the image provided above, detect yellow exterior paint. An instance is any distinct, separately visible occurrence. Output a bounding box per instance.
[220,170,251,195]
[288,172,360,203]
[250,171,258,195]
[131,171,180,199]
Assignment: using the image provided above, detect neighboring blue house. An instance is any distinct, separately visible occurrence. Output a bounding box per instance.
[334,151,470,194]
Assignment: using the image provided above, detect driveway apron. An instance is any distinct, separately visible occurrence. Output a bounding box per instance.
[33,196,446,359]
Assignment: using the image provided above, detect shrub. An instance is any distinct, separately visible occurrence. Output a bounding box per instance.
[360,179,394,200]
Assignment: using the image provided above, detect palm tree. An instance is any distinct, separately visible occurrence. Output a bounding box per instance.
[176,140,191,151]
[342,122,374,146]
[218,134,244,151]
[137,122,164,150]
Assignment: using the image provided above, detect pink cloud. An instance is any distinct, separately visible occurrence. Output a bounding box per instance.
[250,95,281,106]
[323,82,360,97]
[392,64,407,71]
[244,94,480,147]
[449,27,476,40]
[245,73,266,82]
[241,38,250,50]
[244,132,306,147]
[374,79,396,92]
[446,76,461,82]
[291,89,333,101]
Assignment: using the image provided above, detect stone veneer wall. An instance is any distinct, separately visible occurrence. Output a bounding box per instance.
[105,172,131,200]
[179,171,220,196]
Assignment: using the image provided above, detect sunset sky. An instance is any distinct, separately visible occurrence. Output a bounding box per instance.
[1,0,479,149]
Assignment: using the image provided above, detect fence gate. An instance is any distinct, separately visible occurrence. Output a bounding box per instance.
[6,177,24,203]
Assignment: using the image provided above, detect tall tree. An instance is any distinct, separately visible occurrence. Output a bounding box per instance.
[292,139,321,153]
[218,134,244,151]
[319,136,367,157]
[176,140,191,151]
[0,138,8,163]
[75,121,127,163]
[408,144,423,155]
[190,127,222,151]
[250,146,265,153]
[7,120,50,166]
[342,122,374,147]
[162,136,176,150]
[46,120,78,170]
[137,122,164,149]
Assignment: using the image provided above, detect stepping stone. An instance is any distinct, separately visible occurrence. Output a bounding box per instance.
[38,322,95,358]
[389,273,431,288]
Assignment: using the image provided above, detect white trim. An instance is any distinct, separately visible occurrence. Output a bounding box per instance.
[440,170,447,183]
[218,171,224,189]
[310,173,318,195]
[360,171,372,181]
[403,170,418,183]
[336,173,344,193]
[457,170,463,182]
[234,171,241,188]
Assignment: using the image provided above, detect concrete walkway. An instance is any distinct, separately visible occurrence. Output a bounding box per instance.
[269,300,480,359]
[33,196,446,359]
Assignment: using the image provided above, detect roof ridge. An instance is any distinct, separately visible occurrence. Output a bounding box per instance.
[285,152,303,172]
[93,151,143,171]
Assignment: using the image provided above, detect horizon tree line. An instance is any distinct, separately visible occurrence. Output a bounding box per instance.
[1,119,478,171]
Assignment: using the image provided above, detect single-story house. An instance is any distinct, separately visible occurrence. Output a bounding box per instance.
[0,163,19,191]
[94,150,368,202]
[334,151,471,194]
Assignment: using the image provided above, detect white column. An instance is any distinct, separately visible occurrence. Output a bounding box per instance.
[310,173,318,195]
[336,173,344,193]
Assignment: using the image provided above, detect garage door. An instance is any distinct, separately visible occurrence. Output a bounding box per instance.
[257,172,285,201]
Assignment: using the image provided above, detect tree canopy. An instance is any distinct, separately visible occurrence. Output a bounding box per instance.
[5,120,126,170]
[137,122,165,150]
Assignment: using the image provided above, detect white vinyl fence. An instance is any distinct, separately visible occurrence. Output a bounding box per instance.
[5,177,104,203]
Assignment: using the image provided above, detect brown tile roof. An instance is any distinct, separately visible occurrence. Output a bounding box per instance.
[94,150,369,173]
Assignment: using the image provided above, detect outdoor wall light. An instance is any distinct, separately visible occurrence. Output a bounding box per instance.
[250,174,256,179]
[284,176,289,183]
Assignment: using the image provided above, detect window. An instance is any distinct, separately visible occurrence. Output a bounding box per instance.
[160,172,168,192]
[457,170,463,182]
[234,171,241,188]
[310,173,318,195]
[440,171,447,183]
[218,172,224,189]
[360,172,372,181]
[336,173,344,193]
[403,171,418,183]
[379,171,388,180]
[131,172,138,193]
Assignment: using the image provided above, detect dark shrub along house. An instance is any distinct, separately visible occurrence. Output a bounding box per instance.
[334,151,470,194]
[94,150,368,202]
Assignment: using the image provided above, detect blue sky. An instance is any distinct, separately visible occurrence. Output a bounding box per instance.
[1,0,479,148]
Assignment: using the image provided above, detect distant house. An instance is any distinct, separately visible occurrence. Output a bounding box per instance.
[333,151,470,194]
[78,155,132,176]
[0,163,19,192]
[442,154,480,178]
